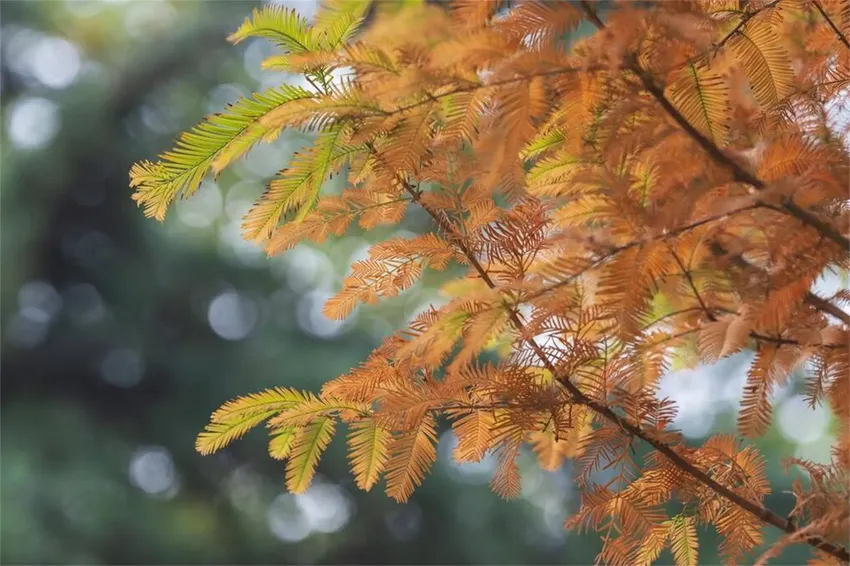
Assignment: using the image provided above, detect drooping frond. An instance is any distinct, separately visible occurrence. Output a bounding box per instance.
[450,0,502,27]
[268,393,369,427]
[521,128,566,160]
[323,234,455,320]
[500,1,582,50]
[698,311,753,363]
[285,416,336,493]
[738,343,794,438]
[313,0,372,50]
[196,412,280,456]
[384,413,438,502]
[490,438,522,499]
[195,387,308,455]
[228,5,316,51]
[729,19,795,110]
[268,426,298,460]
[347,418,392,491]
[130,86,315,221]
[668,515,699,566]
[450,408,496,463]
[529,427,570,472]
[242,124,362,241]
[667,62,731,146]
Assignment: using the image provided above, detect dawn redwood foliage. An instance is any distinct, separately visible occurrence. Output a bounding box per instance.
[129,1,850,563]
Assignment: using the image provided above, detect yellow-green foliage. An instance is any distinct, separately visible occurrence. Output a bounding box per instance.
[132,0,850,564]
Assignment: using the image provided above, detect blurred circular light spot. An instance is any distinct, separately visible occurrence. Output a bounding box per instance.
[439,431,497,484]
[243,39,275,82]
[18,280,62,320]
[384,504,422,542]
[124,1,178,39]
[224,180,262,221]
[139,104,173,135]
[779,395,828,444]
[177,181,222,228]
[129,447,179,498]
[64,283,106,326]
[207,83,247,114]
[67,230,115,265]
[539,497,568,543]
[29,37,80,89]
[267,493,311,543]
[718,353,753,407]
[4,27,42,75]
[227,467,266,516]
[296,290,353,340]
[99,348,145,388]
[296,483,354,534]
[276,245,335,294]
[217,221,266,268]
[208,291,259,341]
[240,143,288,178]
[7,97,60,150]
[657,367,716,439]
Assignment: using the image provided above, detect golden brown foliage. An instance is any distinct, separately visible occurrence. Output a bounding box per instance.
[132,0,850,563]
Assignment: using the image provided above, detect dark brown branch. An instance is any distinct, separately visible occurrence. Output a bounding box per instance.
[708,0,783,55]
[806,292,850,325]
[580,4,849,250]
[813,0,850,50]
[523,202,765,304]
[670,249,716,321]
[639,68,847,249]
[672,248,842,348]
[576,3,850,560]
[708,241,850,326]
[404,176,848,563]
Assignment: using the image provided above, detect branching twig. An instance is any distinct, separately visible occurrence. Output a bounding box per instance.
[813,0,850,50]
[583,0,848,250]
[404,173,849,563]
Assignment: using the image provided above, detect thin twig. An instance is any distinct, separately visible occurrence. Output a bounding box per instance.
[580,0,848,250]
[578,2,849,560]
[405,171,848,563]
[813,0,850,50]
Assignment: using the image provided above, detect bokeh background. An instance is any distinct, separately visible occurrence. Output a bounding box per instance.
[0,1,844,564]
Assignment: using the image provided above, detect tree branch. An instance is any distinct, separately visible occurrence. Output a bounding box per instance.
[813,0,850,50]
[581,1,848,250]
[523,202,765,304]
[404,176,848,563]
[670,248,716,320]
[708,241,850,325]
[639,67,847,249]
[806,292,850,325]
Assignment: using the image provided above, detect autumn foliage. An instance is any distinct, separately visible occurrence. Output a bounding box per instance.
[129,0,850,563]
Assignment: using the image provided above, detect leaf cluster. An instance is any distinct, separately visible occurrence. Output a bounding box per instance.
[132,1,850,564]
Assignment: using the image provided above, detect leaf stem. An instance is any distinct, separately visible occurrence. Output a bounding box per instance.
[812,0,850,50]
